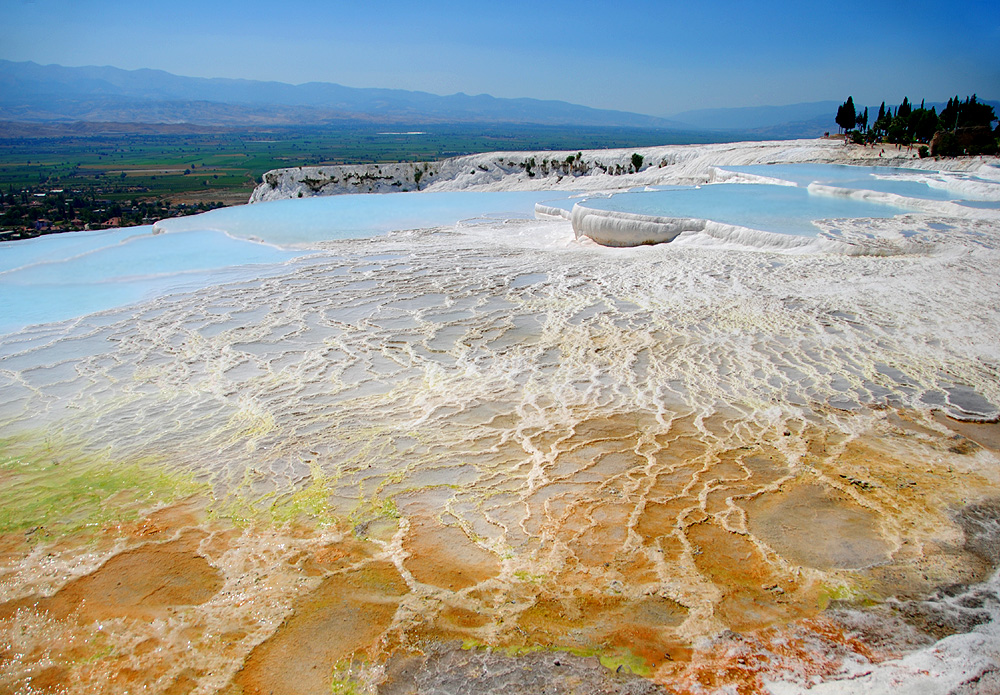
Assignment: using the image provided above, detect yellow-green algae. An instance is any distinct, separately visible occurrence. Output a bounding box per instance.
[328,659,368,695]
[460,639,545,658]
[0,434,204,537]
[206,460,345,528]
[598,650,654,677]
[459,639,653,677]
[349,494,400,526]
[817,580,877,610]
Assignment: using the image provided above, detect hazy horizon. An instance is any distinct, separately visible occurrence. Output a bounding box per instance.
[3,0,998,117]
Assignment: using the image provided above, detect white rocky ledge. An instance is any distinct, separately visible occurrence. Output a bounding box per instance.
[250,139,998,204]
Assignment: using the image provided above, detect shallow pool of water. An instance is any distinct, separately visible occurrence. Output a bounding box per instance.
[578,183,911,236]
[0,192,555,334]
[0,228,309,333]
[2,170,1000,694]
[155,190,557,245]
[722,163,998,202]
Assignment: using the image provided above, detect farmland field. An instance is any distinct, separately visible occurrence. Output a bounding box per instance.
[0,122,721,201]
[0,122,721,236]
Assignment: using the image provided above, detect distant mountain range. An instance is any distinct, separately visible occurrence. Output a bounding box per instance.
[0,60,687,130]
[8,60,990,139]
[0,60,841,136]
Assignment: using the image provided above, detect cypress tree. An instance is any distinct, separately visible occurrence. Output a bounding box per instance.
[916,107,938,142]
[836,96,857,133]
[898,97,911,119]
[856,106,869,132]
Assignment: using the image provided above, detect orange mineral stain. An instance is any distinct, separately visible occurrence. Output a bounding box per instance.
[1,408,998,693]
[233,560,407,695]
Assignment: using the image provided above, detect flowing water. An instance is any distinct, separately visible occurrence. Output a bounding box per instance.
[1,167,1000,694]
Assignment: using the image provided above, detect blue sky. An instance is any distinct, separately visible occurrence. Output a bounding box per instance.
[3,0,998,115]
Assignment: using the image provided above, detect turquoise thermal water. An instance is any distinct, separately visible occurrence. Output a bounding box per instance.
[0,192,553,334]
[0,228,308,333]
[721,163,992,202]
[3,167,996,334]
[578,183,911,236]
[1,161,1000,695]
[155,190,557,245]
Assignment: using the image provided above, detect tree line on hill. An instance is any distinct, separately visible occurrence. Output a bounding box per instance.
[835,95,998,157]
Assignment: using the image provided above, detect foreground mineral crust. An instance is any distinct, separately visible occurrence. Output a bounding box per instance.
[1,140,999,695]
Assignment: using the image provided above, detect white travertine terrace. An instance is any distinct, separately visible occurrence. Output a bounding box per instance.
[1,139,999,695]
[251,139,1000,249]
[250,138,999,202]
